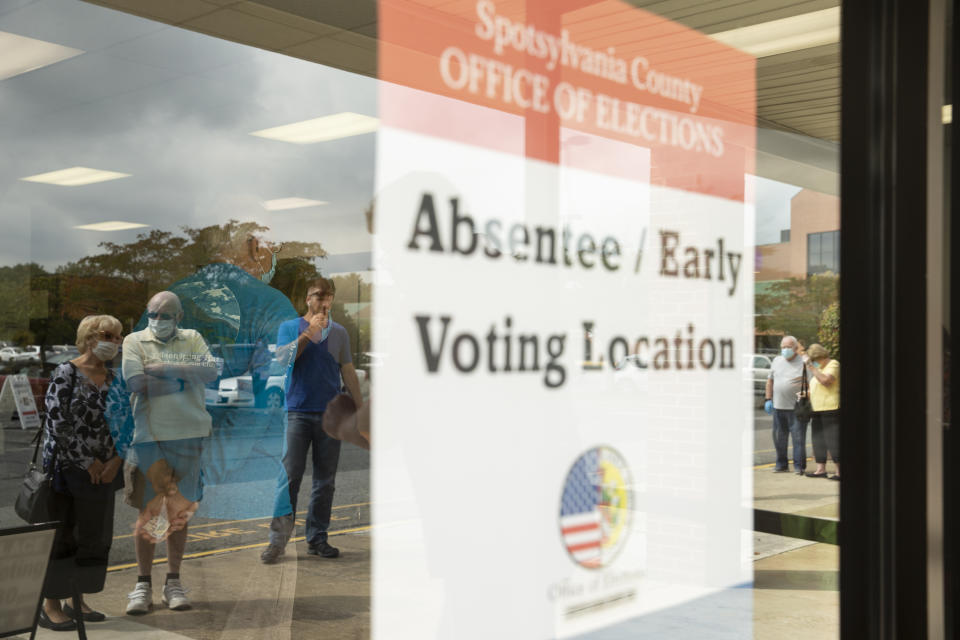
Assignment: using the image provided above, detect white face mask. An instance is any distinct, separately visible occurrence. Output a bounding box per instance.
[149,317,176,340]
[92,340,119,361]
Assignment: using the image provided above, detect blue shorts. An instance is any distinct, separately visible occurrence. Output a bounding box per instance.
[124,438,205,509]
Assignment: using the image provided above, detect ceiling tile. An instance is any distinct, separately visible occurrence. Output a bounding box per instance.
[185,7,316,50]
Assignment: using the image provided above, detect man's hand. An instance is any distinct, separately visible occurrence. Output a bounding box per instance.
[323,394,370,450]
[304,314,328,341]
[134,488,197,542]
[146,376,180,396]
[86,459,105,484]
[165,489,199,525]
[99,457,122,484]
[144,362,170,378]
[135,493,170,542]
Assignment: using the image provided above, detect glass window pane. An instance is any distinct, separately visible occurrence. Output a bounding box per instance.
[0,0,842,638]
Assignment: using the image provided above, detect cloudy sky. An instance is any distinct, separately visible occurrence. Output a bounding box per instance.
[754,176,802,246]
[0,0,376,273]
[0,0,811,277]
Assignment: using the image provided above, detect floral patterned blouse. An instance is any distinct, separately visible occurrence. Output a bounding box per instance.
[42,362,117,472]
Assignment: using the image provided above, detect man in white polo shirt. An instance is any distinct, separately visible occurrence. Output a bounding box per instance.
[763,335,806,474]
[121,291,218,615]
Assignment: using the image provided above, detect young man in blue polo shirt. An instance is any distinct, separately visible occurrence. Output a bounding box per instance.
[261,277,363,563]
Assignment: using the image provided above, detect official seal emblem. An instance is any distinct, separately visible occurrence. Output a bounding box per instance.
[559,446,632,569]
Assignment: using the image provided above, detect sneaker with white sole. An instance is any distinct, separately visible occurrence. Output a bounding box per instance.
[126,582,152,615]
[162,579,192,611]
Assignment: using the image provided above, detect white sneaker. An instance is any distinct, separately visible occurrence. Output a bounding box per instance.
[126,582,152,615]
[162,579,191,611]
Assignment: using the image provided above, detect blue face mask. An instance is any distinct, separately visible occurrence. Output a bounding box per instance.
[260,251,278,284]
[813,361,821,369]
[781,347,795,359]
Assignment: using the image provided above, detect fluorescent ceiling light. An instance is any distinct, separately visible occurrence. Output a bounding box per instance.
[943,104,952,124]
[0,31,84,81]
[20,166,131,186]
[74,221,149,231]
[710,7,839,58]
[251,112,379,144]
[262,197,328,211]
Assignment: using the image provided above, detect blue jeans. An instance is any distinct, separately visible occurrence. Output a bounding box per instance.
[270,412,341,547]
[772,409,806,471]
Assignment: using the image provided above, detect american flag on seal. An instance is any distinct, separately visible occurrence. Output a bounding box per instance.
[560,448,604,568]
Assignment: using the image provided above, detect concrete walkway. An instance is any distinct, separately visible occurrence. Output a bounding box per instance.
[14,464,838,639]
[752,461,840,639]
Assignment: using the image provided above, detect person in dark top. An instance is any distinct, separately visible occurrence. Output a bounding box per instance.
[38,315,123,630]
[260,277,364,563]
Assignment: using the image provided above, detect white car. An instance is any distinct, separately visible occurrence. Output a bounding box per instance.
[213,360,287,409]
[745,354,773,406]
[0,347,32,364]
[212,360,369,409]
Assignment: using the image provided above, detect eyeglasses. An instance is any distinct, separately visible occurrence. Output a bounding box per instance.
[146,311,176,321]
[98,330,122,341]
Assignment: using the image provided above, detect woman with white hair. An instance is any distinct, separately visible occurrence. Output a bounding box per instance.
[803,343,840,480]
[38,314,123,630]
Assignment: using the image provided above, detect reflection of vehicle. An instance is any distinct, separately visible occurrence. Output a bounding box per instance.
[44,349,79,369]
[44,345,73,358]
[213,360,287,409]
[745,354,773,404]
[21,345,41,363]
[0,347,31,364]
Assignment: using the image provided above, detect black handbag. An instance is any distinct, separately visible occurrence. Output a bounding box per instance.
[795,366,813,424]
[15,363,77,523]
[14,429,56,523]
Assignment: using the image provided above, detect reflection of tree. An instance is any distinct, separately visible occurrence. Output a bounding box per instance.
[0,221,380,367]
[756,273,839,349]
[0,220,329,344]
[330,274,372,365]
[58,220,325,291]
[331,273,372,302]
[0,264,39,343]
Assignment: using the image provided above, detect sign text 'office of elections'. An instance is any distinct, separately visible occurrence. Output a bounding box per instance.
[373,1,756,638]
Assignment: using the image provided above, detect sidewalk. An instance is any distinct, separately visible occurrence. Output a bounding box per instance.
[16,533,370,640]
[15,465,838,639]
[751,462,840,639]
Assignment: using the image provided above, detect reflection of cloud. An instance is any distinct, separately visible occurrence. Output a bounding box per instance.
[754,176,802,245]
[0,1,375,270]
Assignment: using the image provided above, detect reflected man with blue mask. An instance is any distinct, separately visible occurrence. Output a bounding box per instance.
[160,233,298,518]
[763,335,806,474]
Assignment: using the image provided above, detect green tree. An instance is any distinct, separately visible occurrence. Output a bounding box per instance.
[58,220,326,295]
[25,220,326,341]
[0,263,41,343]
[818,301,840,357]
[331,272,372,303]
[756,272,839,348]
[330,273,372,363]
